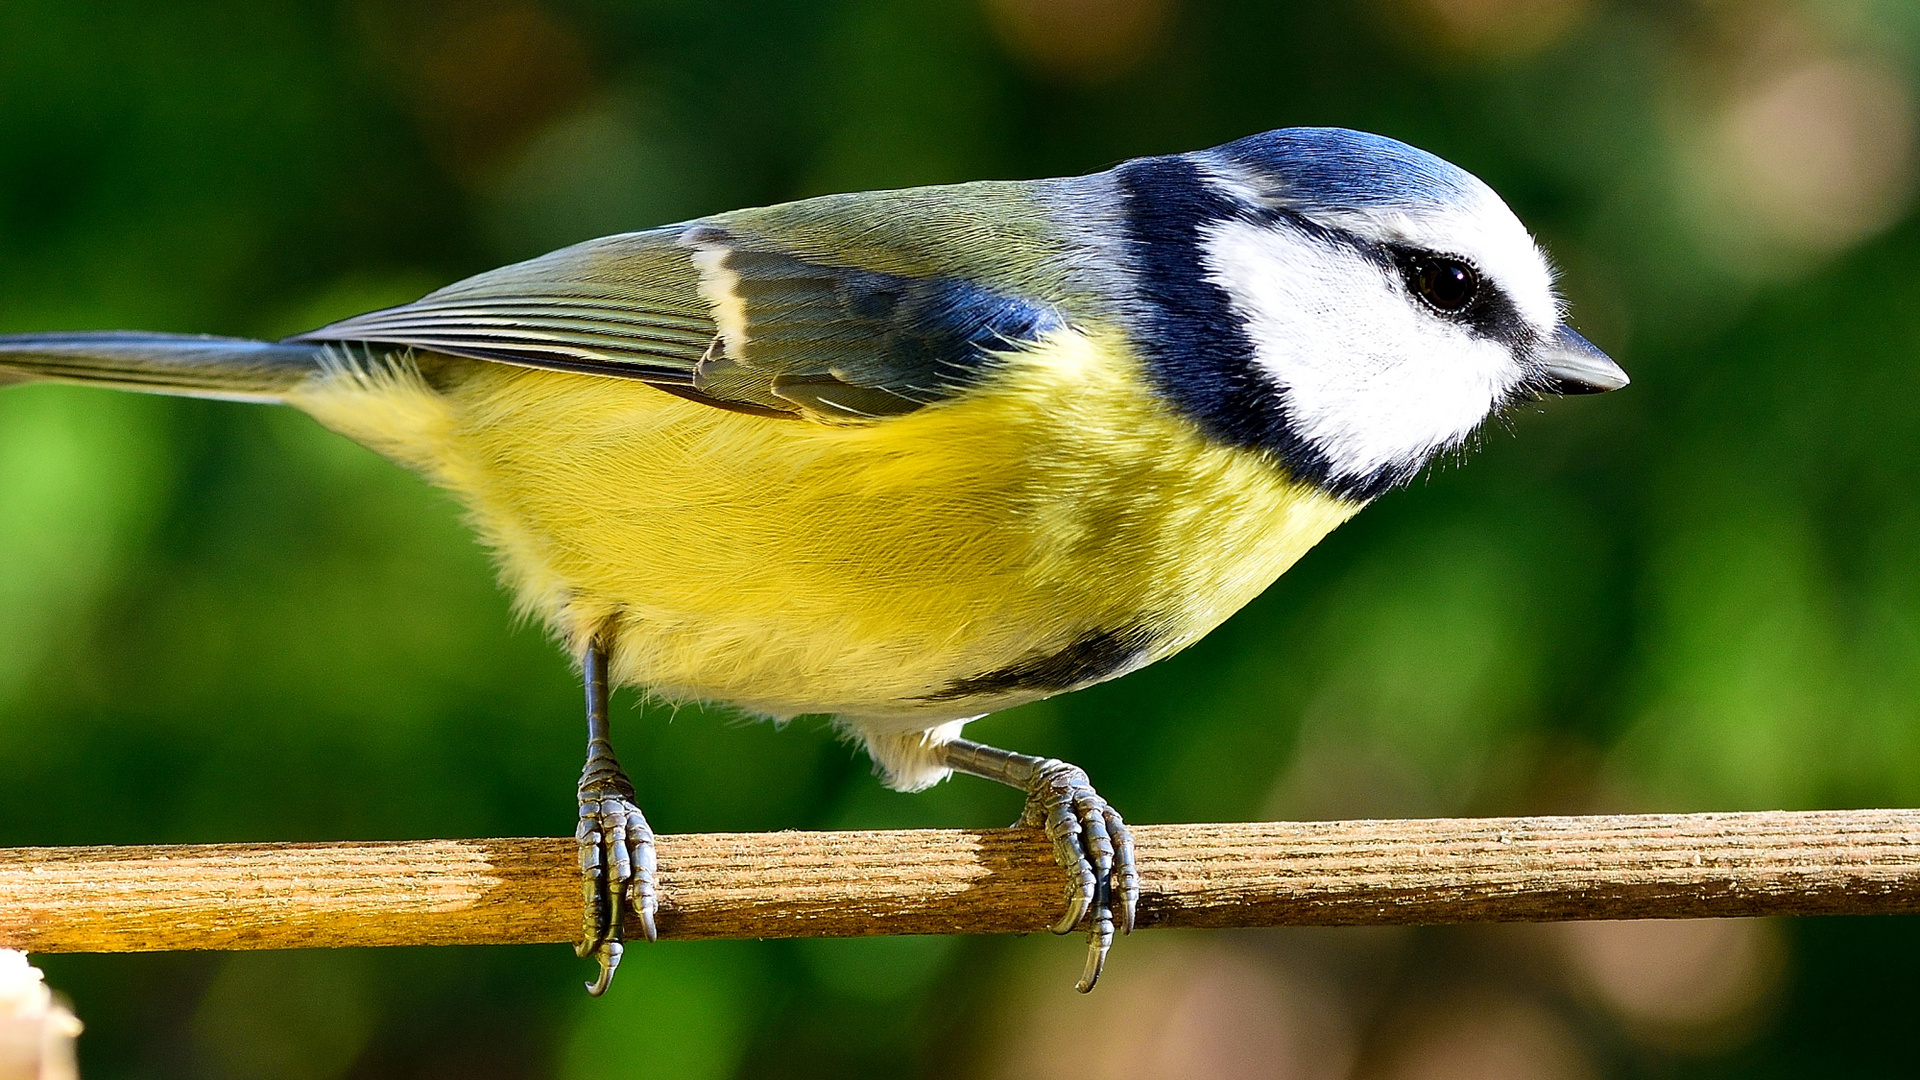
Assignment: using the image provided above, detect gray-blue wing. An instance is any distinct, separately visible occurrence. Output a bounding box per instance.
[292,220,1066,421]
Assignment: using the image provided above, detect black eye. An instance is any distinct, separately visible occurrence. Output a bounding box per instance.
[1410,257,1479,314]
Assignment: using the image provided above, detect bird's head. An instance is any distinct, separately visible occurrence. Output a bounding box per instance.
[1120,127,1626,501]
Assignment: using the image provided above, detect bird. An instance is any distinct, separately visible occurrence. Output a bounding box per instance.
[0,126,1626,996]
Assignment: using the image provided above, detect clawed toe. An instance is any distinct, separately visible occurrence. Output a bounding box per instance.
[572,632,659,997]
[1022,759,1138,992]
[576,785,657,995]
[583,939,622,996]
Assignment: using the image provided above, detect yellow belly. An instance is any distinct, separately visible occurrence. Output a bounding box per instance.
[289,330,1359,726]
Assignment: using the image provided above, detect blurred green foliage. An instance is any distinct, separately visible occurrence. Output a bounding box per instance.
[4,0,1920,1077]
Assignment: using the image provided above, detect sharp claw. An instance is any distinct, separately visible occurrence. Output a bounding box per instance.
[1052,833,1096,934]
[584,940,622,997]
[576,787,657,992]
[1019,758,1137,989]
[1076,933,1107,993]
[1053,883,1090,935]
[1081,848,1116,992]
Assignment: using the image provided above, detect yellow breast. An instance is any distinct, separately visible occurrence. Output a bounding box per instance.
[289,330,1360,725]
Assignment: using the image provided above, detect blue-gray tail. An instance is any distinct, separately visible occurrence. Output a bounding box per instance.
[0,332,329,403]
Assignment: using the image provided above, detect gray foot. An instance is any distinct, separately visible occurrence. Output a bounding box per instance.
[575,771,657,996]
[1021,759,1138,992]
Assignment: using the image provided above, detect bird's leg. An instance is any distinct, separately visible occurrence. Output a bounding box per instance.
[934,738,1137,992]
[574,630,657,996]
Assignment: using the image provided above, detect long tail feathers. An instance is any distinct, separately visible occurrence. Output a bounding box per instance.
[0,332,329,403]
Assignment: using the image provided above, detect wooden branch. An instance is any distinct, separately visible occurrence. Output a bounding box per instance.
[3,810,1917,954]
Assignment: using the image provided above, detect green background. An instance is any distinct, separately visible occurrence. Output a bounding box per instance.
[5,0,1919,1076]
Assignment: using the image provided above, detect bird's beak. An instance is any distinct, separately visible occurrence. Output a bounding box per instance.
[1535,326,1629,395]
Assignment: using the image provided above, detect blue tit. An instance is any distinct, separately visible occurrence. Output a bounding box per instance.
[0,126,1626,994]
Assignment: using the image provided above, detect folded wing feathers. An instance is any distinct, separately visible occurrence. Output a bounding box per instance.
[292,221,1061,423]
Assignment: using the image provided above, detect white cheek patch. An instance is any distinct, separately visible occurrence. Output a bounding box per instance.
[1200,218,1524,486]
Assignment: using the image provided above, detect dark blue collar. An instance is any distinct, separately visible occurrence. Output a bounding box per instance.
[1116,155,1407,502]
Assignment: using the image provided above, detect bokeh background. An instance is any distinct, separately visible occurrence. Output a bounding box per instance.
[4,0,1919,1076]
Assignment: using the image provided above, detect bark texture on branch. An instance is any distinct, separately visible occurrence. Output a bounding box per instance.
[3,810,1917,954]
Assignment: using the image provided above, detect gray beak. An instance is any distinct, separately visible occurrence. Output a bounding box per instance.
[1535,326,1629,395]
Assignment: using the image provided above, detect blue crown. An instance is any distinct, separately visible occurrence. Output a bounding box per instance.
[1213,127,1479,213]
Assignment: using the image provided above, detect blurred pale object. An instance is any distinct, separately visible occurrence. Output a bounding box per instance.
[1383,0,1591,59]
[1677,53,1917,263]
[1552,918,1783,1052]
[985,0,1175,81]
[983,937,1351,1080]
[1360,995,1593,1080]
[0,952,80,1080]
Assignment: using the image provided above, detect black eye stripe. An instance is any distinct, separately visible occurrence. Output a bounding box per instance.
[1381,244,1537,351]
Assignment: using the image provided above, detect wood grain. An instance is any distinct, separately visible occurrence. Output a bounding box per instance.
[3,810,1917,953]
